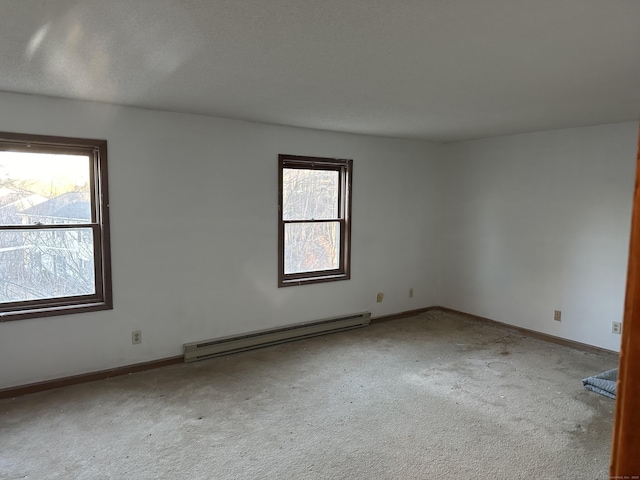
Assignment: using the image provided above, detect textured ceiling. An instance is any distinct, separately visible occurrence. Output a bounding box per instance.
[1,0,639,141]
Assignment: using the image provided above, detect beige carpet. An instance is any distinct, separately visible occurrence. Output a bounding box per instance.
[0,311,616,479]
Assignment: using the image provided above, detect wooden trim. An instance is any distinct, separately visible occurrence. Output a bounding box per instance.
[370,306,439,324]
[0,224,95,230]
[0,301,112,322]
[1,304,623,400]
[277,154,353,288]
[283,219,341,224]
[96,138,113,311]
[0,131,112,322]
[280,155,352,169]
[610,124,640,477]
[0,356,183,399]
[278,155,285,285]
[372,306,618,359]
[279,272,350,287]
[438,307,619,359]
[344,158,352,283]
[0,131,106,147]
[3,305,431,398]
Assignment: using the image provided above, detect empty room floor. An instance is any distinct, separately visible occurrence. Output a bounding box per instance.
[0,311,616,479]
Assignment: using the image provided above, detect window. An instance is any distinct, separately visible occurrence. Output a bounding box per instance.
[0,132,112,321]
[278,154,352,287]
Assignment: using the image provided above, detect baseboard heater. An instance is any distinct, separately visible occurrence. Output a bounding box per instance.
[183,311,371,363]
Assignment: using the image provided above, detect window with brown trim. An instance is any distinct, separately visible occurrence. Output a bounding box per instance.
[278,154,352,287]
[0,132,112,321]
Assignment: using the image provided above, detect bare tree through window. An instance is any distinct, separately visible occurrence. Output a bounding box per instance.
[278,155,352,287]
[0,132,111,321]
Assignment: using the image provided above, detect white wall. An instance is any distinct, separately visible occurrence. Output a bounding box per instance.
[0,90,636,389]
[440,122,638,352]
[0,92,444,389]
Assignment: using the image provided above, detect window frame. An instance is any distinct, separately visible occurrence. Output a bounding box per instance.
[0,132,112,321]
[278,154,352,287]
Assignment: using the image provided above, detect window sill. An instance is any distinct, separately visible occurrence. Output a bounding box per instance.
[279,273,350,288]
[0,300,112,322]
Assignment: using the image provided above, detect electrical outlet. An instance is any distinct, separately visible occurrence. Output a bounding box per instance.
[376,292,384,303]
[132,330,142,344]
[409,288,414,298]
[612,322,622,334]
[553,310,561,322]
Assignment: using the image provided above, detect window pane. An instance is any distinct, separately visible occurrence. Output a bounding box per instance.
[284,222,340,274]
[282,168,339,220]
[0,228,95,303]
[0,151,91,225]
